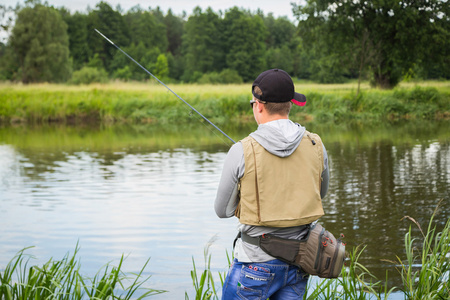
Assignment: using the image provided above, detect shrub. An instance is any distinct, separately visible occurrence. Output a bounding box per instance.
[197,69,243,84]
[198,72,221,84]
[71,67,109,85]
[113,66,132,81]
[219,69,243,84]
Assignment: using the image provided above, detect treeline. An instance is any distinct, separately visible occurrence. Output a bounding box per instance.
[0,0,449,88]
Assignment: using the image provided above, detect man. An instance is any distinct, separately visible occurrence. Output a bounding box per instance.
[215,69,329,299]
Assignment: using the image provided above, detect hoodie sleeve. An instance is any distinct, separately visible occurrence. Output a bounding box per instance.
[214,142,245,218]
[320,143,330,199]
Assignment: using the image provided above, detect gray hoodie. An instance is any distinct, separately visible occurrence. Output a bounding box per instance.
[214,119,329,262]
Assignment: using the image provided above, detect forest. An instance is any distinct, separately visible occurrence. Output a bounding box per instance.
[0,0,449,88]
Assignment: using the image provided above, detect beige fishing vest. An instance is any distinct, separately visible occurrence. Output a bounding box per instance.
[235,131,325,227]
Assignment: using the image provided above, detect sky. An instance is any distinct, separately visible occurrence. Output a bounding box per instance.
[2,0,300,20]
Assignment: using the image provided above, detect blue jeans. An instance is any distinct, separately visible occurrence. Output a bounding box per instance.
[221,259,309,299]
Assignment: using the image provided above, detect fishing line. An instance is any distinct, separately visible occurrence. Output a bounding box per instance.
[95,29,236,144]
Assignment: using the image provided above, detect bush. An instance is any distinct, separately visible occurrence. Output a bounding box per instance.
[71,67,109,85]
[219,69,243,84]
[197,69,243,84]
[113,66,132,81]
[198,72,221,84]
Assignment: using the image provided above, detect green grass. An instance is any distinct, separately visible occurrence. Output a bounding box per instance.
[0,81,448,125]
[185,236,227,300]
[393,210,450,299]
[0,244,166,299]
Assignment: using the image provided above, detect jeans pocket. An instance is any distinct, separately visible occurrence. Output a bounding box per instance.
[291,269,309,296]
[236,265,274,300]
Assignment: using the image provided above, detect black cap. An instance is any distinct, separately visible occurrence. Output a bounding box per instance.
[252,69,306,106]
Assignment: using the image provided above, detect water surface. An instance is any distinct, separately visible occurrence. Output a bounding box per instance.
[0,122,449,299]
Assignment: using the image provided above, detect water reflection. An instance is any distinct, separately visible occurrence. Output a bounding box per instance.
[322,139,449,288]
[0,144,237,298]
[0,122,449,298]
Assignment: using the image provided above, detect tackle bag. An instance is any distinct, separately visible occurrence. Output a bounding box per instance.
[241,223,346,278]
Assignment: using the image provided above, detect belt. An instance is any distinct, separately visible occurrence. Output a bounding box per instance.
[236,224,311,249]
[240,231,261,246]
[233,231,261,249]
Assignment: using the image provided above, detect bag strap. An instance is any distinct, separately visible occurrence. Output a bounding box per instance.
[240,231,261,246]
[240,225,312,247]
[233,231,241,250]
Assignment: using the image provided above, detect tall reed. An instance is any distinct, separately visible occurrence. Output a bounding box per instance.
[185,236,227,300]
[392,205,450,299]
[304,245,396,300]
[0,245,166,299]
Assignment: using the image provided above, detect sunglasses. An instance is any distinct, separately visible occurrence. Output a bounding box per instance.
[250,99,267,108]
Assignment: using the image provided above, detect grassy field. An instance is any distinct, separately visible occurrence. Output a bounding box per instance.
[0,80,449,125]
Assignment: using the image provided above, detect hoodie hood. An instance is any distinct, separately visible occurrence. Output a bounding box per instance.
[249,119,305,158]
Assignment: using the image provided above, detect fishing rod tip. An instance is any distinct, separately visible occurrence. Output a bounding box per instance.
[95,29,115,45]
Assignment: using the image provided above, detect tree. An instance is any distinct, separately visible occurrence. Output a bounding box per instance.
[164,9,184,56]
[0,4,17,80]
[266,45,294,74]
[415,1,450,80]
[10,3,71,83]
[181,7,223,81]
[153,53,169,79]
[0,4,14,45]
[124,6,168,53]
[263,14,299,76]
[61,10,90,71]
[293,0,450,89]
[223,7,268,82]
[264,14,296,49]
[86,1,129,72]
[164,9,185,80]
[166,51,184,80]
[110,41,161,81]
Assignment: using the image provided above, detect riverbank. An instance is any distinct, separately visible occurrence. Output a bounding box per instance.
[0,81,449,125]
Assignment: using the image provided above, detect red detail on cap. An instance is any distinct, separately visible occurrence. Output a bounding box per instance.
[292,99,306,106]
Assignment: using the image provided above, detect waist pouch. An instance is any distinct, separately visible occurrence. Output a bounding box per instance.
[241,223,346,278]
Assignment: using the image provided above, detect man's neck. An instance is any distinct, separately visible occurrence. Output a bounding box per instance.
[258,114,289,124]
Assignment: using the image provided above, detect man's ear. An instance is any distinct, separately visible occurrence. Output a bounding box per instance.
[257,101,264,113]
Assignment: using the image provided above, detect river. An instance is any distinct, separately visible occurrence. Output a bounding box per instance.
[0,121,449,299]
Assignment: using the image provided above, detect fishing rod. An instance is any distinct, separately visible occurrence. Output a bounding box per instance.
[95,29,236,144]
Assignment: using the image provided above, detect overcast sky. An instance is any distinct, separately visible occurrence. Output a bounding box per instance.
[3,0,299,20]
